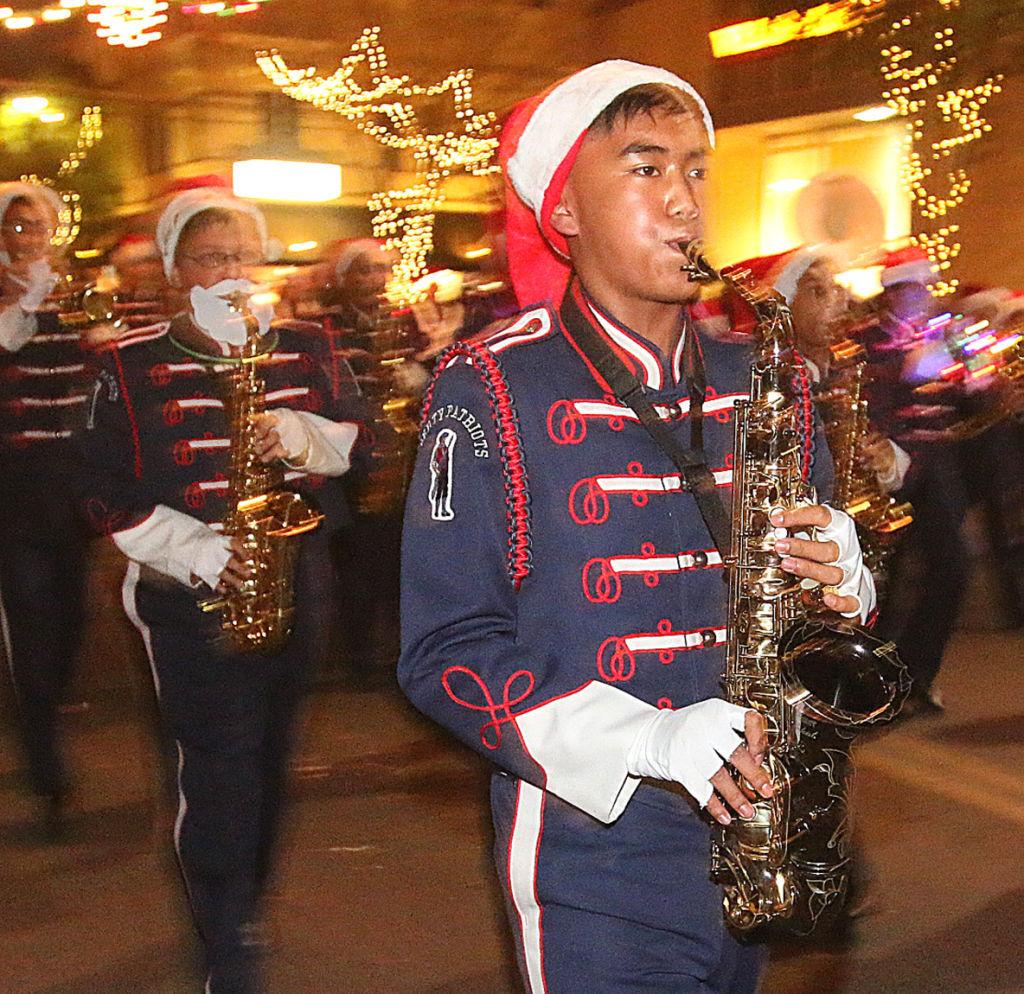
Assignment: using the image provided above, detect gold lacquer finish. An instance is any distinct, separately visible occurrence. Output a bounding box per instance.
[198,294,323,654]
[816,344,913,579]
[680,241,909,937]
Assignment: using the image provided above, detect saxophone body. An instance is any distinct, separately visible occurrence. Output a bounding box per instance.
[199,297,323,654]
[817,344,913,578]
[680,243,909,937]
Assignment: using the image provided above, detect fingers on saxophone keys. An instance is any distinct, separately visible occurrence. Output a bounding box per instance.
[709,767,756,823]
[779,557,844,586]
[774,536,840,562]
[729,745,774,799]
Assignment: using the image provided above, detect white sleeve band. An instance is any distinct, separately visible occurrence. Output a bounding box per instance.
[0,302,38,352]
[515,681,657,824]
[818,505,876,622]
[270,407,357,477]
[112,504,232,588]
[877,440,911,493]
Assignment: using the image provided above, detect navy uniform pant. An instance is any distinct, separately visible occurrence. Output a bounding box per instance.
[0,471,89,802]
[126,566,313,994]
[491,774,765,994]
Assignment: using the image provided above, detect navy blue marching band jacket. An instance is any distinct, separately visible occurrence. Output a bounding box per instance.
[0,305,91,478]
[399,284,834,824]
[74,317,362,613]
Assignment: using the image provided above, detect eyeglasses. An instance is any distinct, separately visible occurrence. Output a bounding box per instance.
[180,251,263,269]
[2,221,54,236]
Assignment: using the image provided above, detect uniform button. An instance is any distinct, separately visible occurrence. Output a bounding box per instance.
[701,629,718,647]
[693,551,708,568]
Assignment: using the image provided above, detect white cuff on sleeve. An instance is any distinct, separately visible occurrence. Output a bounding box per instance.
[112,504,232,588]
[270,407,357,477]
[514,681,656,824]
[817,506,877,621]
[877,440,911,493]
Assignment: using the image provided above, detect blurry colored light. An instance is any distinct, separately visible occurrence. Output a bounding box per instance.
[991,335,1022,354]
[232,160,342,203]
[74,248,102,259]
[42,7,72,21]
[853,105,898,122]
[766,178,810,193]
[60,0,86,7]
[464,247,492,259]
[39,111,67,123]
[5,16,37,29]
[962,334,996,355]
[287,240,318,253]
[11,96,49,113]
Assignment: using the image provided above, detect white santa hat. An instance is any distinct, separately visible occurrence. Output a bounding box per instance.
[500,60,715,307]
[0,181,64,266]
[879,246,938,288]
[155,187,269,280]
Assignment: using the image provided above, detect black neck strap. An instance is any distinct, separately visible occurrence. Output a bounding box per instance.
[560,287,732,556]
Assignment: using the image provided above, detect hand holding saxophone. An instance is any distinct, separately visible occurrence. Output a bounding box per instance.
[770,504,874,619]
[627,701,774,826]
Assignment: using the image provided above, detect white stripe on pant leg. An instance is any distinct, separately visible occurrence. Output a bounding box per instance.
[120,560,160,698]
[508,780,548,994]
[0,580,19,704]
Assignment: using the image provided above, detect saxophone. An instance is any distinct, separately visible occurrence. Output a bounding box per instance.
[680,242,909,937]
[199,293,324,653]
[816,342,913,579]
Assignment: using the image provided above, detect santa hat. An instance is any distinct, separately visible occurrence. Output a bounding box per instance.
[879,246,937,288]
[333,237,387,284]
[732,247,824,305]
[110,233,160,269]
[501,60,715,308]
[155,187,268,280]
[0,180,64,227]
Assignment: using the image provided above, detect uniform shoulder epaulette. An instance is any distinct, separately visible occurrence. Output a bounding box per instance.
[474,305,554,355]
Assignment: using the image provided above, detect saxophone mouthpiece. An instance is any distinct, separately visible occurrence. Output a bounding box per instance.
[678,240,718,283]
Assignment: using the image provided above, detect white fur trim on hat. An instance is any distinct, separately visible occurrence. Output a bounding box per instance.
[155,188,269,280]
[0,181,63,227]
[334,238,385,284]
[773,248,821,305]
[507,60,715,224]
[880,257,938,288]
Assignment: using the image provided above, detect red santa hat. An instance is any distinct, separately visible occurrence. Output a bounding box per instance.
[332,237,388,284]
[500,60,715,308]
[110,233,160,269]
[732,247,824,305]
[879,245,938,288]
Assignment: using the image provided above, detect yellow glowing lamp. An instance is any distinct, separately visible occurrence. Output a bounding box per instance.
[231,160,342,203]
[11,96,49,114]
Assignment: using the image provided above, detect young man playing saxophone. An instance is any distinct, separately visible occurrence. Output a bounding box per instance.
[399,61,875,993]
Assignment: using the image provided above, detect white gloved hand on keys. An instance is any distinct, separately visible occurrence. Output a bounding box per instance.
[626,698,774,820]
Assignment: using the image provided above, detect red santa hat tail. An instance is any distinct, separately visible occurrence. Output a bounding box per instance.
[880,245,937,288]
[499,60,715,309]
[731,247,823,305]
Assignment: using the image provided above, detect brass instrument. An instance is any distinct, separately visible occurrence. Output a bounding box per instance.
[680,242,909,937]
[816,341,913,578]
[199,293,324,653]
[354,303,421,517]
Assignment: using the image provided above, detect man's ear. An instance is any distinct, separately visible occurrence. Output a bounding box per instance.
[549,196,579,239]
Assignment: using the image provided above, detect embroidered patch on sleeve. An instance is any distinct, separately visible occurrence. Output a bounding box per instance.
[428,427,457,521]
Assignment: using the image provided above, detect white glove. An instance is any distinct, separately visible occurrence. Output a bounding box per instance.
[113,504,232,589]
[814,506,876,621]
[269,406,310,462]
[626,699,753,807]
[269,407,357,477]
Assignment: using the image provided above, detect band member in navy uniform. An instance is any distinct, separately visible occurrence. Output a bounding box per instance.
[399,62,876,993]
[75,188,361,994]
[0,180,90,839]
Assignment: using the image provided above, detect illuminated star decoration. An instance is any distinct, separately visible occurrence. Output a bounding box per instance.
[257,27,500,305]
[881,0,1002,294]
[21,105,103,247]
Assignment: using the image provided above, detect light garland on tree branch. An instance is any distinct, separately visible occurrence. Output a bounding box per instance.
[256,26,499,305]
[881,0,1003,294]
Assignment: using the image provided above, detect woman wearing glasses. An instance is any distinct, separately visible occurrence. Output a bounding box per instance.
[74,187,363,994]
[0,181,93,841]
